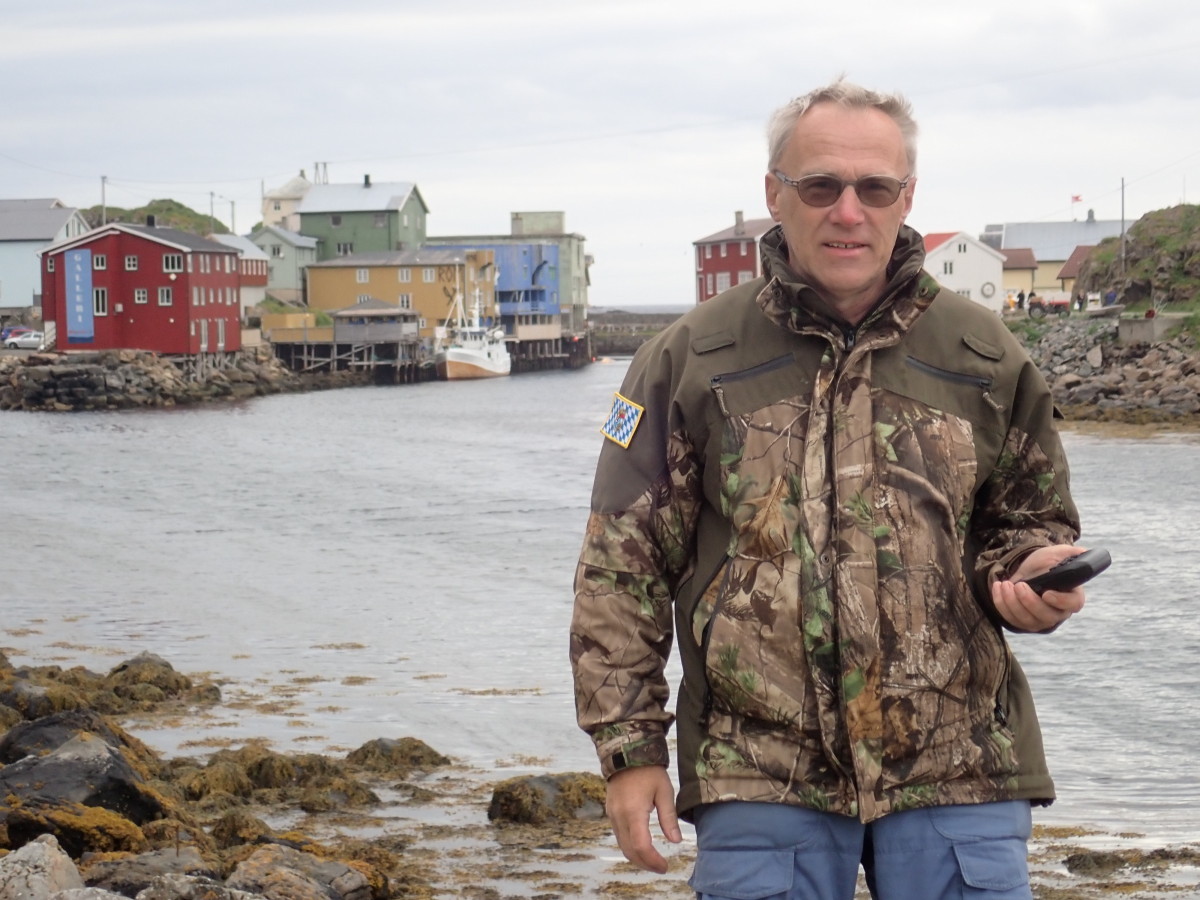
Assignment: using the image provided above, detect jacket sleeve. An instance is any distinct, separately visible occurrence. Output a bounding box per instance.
[969,353,1081,626]
[569,341,703,778]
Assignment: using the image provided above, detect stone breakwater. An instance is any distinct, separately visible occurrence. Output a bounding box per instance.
[1025,318,1200,421]
[0,348,369,412]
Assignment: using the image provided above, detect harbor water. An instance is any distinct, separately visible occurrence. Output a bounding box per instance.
[1,358,1198,846]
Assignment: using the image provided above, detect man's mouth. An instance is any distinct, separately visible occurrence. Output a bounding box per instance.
[826,241,865,249]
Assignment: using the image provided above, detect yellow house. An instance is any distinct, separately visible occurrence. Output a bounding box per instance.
[305,247,496,348]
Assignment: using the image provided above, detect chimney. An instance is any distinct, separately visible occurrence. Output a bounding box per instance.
[734,211,745,236]
[1087,208,1096,223]
[146,214,156,228]
[364,174,371,188]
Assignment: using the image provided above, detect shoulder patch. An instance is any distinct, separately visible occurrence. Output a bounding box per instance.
[600,392,645,448]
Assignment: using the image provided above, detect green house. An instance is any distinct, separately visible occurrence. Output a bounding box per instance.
[299,175,430,262]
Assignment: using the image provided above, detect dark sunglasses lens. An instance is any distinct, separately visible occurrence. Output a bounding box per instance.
[796,176,844,207]
[855,177,902,207]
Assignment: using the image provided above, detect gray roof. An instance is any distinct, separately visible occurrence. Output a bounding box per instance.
[695,216,777,244]
[298,181,425,215]
[308,247,469,268]
[252,224,318,249]
[0,200,84,242]
[981,215,1125,262]
[44,223,236,255]
[332,298,418,317]
[210,233,269,260]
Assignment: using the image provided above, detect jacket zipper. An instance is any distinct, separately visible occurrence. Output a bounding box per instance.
[695,554,734,726]
[905,356,1004,411]
[709,354,794,416]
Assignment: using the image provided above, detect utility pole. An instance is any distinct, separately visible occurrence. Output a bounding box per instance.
[101,175,107,225]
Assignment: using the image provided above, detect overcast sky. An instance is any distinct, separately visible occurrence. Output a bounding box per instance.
[5,1,1199,307]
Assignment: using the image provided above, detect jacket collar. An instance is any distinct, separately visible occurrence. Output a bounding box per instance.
[756,224,936,343]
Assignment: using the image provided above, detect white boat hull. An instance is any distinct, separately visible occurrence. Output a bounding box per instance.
[435,345,511,380]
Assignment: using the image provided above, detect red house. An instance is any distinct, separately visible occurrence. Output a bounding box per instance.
[41,221,242,354]
[693,210,776,303]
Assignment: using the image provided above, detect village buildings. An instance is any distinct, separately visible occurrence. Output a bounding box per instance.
[692,211,775,303]
[0,199,90,329]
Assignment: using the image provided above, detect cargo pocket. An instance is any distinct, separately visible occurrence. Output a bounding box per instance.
[952,839,1031,897]
[688,848,794,900]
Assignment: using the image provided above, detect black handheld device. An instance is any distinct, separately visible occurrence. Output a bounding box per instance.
[1020,548,1111,594]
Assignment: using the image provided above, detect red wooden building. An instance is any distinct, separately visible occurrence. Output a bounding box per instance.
[41,221,242,354]
[693,210,776,303]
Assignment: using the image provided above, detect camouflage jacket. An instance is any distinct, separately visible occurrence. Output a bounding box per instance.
[570,224,1080,823]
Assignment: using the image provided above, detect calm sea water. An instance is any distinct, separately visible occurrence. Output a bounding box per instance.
[1,360,1197,846]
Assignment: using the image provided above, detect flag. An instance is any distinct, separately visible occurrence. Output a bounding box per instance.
[1071,194,1082,203]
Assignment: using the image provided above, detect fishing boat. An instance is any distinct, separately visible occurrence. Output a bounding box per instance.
[434,287,511,380]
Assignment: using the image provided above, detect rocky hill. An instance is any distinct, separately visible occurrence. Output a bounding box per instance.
[79,198,230,235]
[1075,203,1200,307]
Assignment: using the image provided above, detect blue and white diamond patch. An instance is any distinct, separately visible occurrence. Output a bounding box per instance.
[601,392,644,448]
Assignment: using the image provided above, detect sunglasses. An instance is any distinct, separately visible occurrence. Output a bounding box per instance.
[772,171,910,208]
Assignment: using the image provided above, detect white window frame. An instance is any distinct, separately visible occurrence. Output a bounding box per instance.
[93,287,108,315]
[336,242,353,256]
[124,255,138,271]
[93,254,107,270]
[158,286,173,306]
[356,268,369,283]
[422,267,435,283]
[398,293,412,309]
[398,268,411,283]
[163,253,184,273]
[134,288,148,305]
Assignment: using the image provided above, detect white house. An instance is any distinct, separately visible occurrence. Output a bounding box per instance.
[0,198,91,324]
[923,231,1006,313]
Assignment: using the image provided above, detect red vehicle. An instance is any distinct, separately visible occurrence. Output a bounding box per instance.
[1,325,32,341]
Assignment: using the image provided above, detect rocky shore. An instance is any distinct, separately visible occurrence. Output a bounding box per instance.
[2,650,1198,899]
[0,347,369,412]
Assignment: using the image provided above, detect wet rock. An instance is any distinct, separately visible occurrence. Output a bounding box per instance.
[106,654,191,701]
[1063,848,1127,876]
[209,810,275,850]
[345,737,451,777]
[78,846,217,896]
[0,732,171,826]
[225,844,374,900]
[3,800,148,857]
[0,833,85,895]
[487,772,607,825]
[129,873,266,899]
[0,678,86,720]
[0,708,161,777]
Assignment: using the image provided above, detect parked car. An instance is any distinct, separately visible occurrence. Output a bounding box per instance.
[0,325,32,342]
[5,330,44,349]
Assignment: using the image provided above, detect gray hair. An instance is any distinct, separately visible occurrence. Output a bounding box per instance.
[766,78,918,174]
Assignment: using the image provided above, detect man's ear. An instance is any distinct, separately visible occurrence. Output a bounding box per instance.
[900,176,917,222]
[765,172,783,222]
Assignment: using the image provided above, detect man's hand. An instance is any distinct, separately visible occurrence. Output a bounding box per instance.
[605,765,682,873]
[992,544,1088,632]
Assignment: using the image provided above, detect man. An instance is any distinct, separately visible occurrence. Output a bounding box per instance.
[570,79,1089,900]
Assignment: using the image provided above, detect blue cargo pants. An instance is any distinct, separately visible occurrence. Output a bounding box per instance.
[689,799,1033,900]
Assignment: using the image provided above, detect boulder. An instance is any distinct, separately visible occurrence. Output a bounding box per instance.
[345,737,451,776]
[225,844,373,900]
[78,846,217,896]
[487,772,607,825]
[0,833,84,896]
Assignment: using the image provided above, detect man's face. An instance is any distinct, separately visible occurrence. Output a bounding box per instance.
[765,103,915,321]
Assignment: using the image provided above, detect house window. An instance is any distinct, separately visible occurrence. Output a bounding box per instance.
[398,268,411,283]
[374,213,386,228]
[273,200,281,211]
[331,214,342,227]
[738,270,754,284]
[716,272,731,292]
[943,261,954,275]
[134,288,148,304]
[125,255,138,271]
[336,242,353,256]
[93,287,108,315]
[270,245,283,258]
[720,244,727,258]
[704,245,711,259]
[163,254,184,273]
[47,258,55,272]
[357,294,371,304]
[958,242,967,253]
[356,268,369,283]
[158,286,173,306]
[706,273,714,294]
[741,241,749,256]
[93,254,107,270]
[399,293,412,309]
[422,267,435,283]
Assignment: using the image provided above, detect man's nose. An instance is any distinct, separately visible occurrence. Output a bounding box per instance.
[828,183,866,224]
